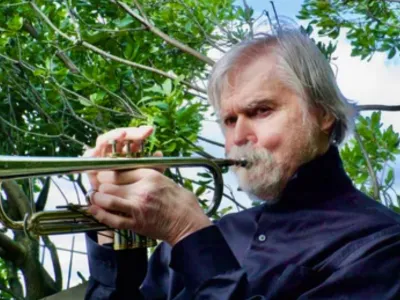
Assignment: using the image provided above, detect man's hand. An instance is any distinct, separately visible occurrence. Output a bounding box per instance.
[83,126,156,245]
[85,126,212,246]
[83,125,155,191]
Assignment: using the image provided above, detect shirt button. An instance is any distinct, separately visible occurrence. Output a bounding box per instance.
[258,234,266,242]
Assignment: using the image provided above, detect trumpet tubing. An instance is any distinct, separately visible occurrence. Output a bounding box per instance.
[0,155,246,237]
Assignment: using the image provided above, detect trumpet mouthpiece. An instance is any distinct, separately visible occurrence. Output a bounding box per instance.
[236,159,249,168]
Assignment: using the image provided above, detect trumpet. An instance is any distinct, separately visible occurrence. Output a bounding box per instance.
[0,155,247,238]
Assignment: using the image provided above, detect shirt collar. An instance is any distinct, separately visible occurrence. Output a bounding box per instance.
[275,146,354,208]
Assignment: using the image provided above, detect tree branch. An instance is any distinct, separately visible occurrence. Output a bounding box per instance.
[270,1,281,30]
[0,115,88,148]
[0,233,25,265]
[198,136,224,148]
[75,174,87,198]
[56,50,80,74]
[357,104,400,112]
[51,78,136,117]
[180,136,215,158]
[22,20,39,39]
[5,261,24,299]
[354,130,380,200]
[2,181,31,220]
[175,0,227,53]
[0,281,24,300]
[242,0,254,38]
[42,236,62,291]
[22,19,81,75]
[30,1,207,94]
[114,0,215,66]
[169,174,246,210]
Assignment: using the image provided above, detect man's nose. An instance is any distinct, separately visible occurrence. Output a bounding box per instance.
[233,117,257,146]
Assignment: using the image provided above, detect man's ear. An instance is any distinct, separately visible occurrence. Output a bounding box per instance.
[317,107,336,135]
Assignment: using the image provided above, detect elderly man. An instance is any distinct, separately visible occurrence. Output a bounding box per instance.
[84,29,400,299]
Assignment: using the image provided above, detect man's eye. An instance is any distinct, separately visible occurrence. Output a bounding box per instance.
[255,107,271,116]
[224,117,237,126]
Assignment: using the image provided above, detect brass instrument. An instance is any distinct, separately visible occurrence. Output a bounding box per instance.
[0,154,246,242]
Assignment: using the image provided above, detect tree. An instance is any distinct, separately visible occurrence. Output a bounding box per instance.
[298,0,400,211]
[298,0,400,60]
[0,0,250,298]
[0,0,398,298]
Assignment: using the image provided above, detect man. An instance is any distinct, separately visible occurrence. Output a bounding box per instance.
[84,28,400,299]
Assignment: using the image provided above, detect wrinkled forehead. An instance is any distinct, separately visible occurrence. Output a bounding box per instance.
[220,52,281,110]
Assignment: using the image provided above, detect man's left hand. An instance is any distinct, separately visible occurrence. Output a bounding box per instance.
[88,168,212,246]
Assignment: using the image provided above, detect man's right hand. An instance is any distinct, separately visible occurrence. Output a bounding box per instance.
[83,126,154,245]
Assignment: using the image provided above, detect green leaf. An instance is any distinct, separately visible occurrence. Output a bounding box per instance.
[137,96,153,105]
[165,142,176,153]
[388,47,397,59]
[89,92,106,103]
[7,16,23,31]
[33,69,47,77]
[219,206,233,216]
[198,172,212,178]
[153,116,169,127]
[195,185,207,196]
[73,81,90,91]
[371,112,381,129]
[183,179,193,191]
[124,43,134,59]
[385,169,394,186]
[79,96,93,107]
[145,84,164,94]
[162,79,172,95]
[147,101,169,110]
[114,16,135,27]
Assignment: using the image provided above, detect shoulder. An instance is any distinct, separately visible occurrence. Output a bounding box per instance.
[337,189,400,226]
[319,189,400,269]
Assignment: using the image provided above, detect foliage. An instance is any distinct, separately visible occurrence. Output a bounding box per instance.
[341,112,400,207]
[130,78,206,157]
[298,0,400,207]
[298,0,400,60]
[0,0,234,157]
[0,259,13,300]
[0,0,398,298]
[0,0,255,298]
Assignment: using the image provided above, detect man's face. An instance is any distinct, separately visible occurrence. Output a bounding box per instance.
[220,53,324,201]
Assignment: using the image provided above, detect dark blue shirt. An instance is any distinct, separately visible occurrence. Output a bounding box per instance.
[85,147,400,299]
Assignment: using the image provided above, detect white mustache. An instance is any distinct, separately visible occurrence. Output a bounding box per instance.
[227,144,272,167]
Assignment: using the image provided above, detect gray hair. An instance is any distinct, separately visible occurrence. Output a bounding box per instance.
[207,28,356,144]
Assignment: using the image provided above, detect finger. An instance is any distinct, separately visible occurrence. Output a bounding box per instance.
[88,205,134,229]
[84,170,99,191]
[91,191,132,215]
[97,168,160,185]
[82,148,101,189]
[94,131,127,157]
[98,183,131,199]
[96,126,153,150]
[124,140,146,154]
[153,151,163,157]
[82,148,96,158]
[153,151,166,173]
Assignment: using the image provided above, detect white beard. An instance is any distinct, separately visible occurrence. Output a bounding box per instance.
[228,143,282,204]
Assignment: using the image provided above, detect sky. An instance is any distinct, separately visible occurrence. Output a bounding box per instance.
[39,0,400,293]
